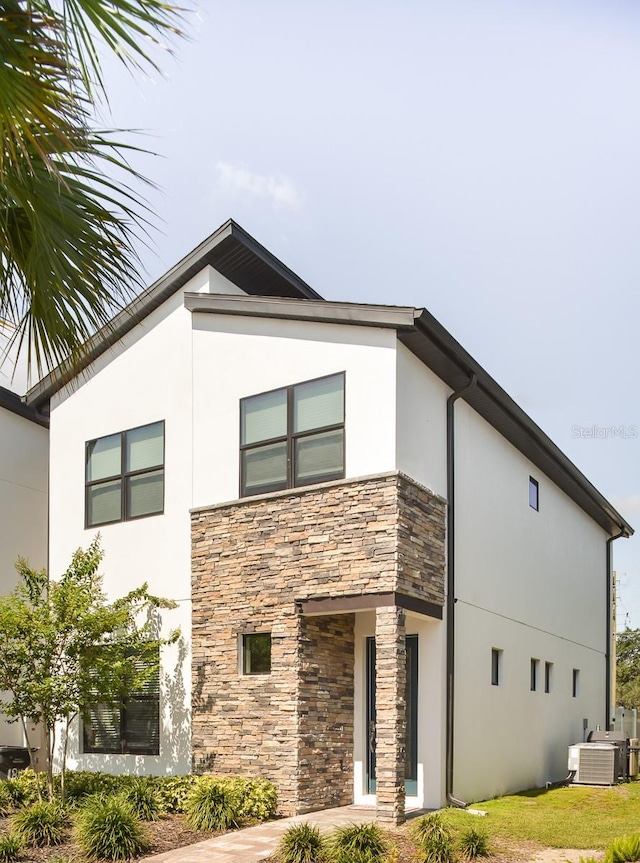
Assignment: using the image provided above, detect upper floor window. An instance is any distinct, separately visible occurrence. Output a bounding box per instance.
[529,476,539,511]
[86,421,165,527]
[240,373,345,497]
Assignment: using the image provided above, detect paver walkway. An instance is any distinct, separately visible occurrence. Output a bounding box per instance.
[140,805,378,863]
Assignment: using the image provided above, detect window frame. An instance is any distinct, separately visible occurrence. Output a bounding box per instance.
[544,661,553,694]
[531,658,540,692]
[242,632,272,675]
[82,648,160,756]
[491,648,502,686]
[239,372,346,498]
[85,421,165,528]
[572,668,580,697]
[529,476,539,511]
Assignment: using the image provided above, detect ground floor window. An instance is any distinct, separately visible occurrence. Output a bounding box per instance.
[242,633,272,674]
[82,652,160,755]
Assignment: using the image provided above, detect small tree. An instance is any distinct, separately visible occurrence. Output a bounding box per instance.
[0,538,178,801]
[617,628,640,709]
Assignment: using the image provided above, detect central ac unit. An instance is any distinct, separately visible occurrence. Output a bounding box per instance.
[568,743,619,785]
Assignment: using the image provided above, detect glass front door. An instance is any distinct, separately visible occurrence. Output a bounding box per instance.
[365,634,418,796]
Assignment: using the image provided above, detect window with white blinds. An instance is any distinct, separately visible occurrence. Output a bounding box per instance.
[82,651,160,755]
[86,421,164,527]
[240,373,345,497]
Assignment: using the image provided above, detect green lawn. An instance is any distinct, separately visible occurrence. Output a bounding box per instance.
[440,782,640,849]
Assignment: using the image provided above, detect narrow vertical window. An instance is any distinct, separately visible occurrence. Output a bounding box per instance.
[529,477,539,511]
[242,633,272,675]
[531,658,539,692]
[572,668,580,697]
[545,661,553,693]
[491,648,502,686]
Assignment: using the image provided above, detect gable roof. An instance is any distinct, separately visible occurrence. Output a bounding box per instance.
[26,219,322,407]
[25,221,632,538]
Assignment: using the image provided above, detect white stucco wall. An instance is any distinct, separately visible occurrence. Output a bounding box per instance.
[0,406,48,748]
[395,343,449,498]
[191,314,397,506]
[452,399,608,802]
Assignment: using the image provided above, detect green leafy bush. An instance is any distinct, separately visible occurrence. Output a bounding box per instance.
[229,776,278,822]
[148,775,198,813]
[0,782,14,816]
[118,778,163,821]
[329,822,387,863]
[606,835,640,863]
[11,800,67,847]
[0,834,22,863]
[75,795,148,861]
[184,778,240,831]
[6,769,47,807]
[278,823,327,863]
[458,827,490,859]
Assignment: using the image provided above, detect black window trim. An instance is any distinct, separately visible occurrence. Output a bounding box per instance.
[529,476,539,511]
[239,371,346,498]
[85,420,166,529]
[544,660,553,694]
[242,632,272,676]
[491,647,502,686]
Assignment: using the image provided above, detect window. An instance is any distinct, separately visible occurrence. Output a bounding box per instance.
[82,650,160,755]
[572,668,580,697]
[243,633,272,674]
[86,421,164,527]
[531,658,540,691]
[529,476,539,511]
[491,648,502,686]
[240,373,345,497]
[545,661,553,693]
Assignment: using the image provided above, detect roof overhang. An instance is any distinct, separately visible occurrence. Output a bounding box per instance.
[26,219,323,408]
[0,386,48,427]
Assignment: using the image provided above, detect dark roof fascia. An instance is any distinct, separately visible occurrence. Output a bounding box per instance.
[0,386,48,428]
[401,309,633,538]
[26,220,324,409]
[184,293,418,329]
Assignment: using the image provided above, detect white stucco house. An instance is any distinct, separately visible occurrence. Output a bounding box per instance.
[24,220,632,822]
[0,358,49,753]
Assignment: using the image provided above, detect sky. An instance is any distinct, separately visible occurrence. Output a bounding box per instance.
[81,0,640,627]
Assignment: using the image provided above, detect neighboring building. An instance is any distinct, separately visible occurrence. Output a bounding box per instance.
[0,383,48,752]
[27,220,632,822]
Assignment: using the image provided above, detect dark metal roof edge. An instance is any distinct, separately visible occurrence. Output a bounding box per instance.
[0,386,48,427]
[410,311,633,538]
[184,293,418,329]
[26,219,323,408]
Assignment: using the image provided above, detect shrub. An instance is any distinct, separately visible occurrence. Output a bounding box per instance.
[118,778,163,821]
[278,823,327,863]
[606,835,640,863]
[410,813,452,848]
[329,822,387,863]
[149,775,197,814]
[458,827,490,859]
[11,800,67,847]
[6,769,46,807]
[417,832,456,863]
[63,771,121,804]
[230,776,278,822]
[0,834,22,863]
[75,795,148,861]
[0,782,14,816]
[184,778,240,832]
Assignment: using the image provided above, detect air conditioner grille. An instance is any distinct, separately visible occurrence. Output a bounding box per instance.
[578,747,616,785]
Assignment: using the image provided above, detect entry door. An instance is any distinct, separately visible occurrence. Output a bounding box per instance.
[365,634,418,795]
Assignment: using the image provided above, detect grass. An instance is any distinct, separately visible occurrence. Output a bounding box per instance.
[440,782,640,849]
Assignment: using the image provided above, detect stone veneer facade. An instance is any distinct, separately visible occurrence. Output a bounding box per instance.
[191,471,445,817]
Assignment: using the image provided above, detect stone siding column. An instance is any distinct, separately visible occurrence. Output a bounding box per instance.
[375,605,406,824]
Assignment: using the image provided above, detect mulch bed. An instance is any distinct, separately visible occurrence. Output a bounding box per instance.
[0,813,215,861]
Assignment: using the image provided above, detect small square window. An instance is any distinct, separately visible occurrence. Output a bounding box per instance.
[545,661,553,693]
[243,633,272,675]
[529,477,539,511]
[572,668,580,697]
[491,648,502,686]
[531,658,540,692]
